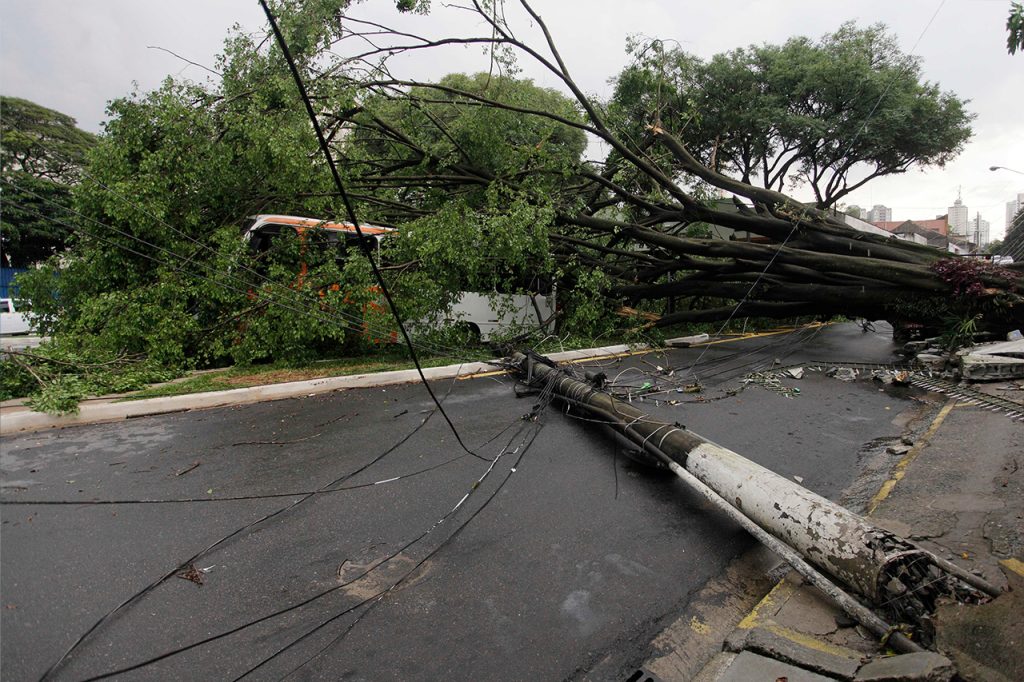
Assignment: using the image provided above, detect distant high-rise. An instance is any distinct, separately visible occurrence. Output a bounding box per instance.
[948,194,969,237]
[867,204,892,222]
[1007,192,1024,236]
[967,213,990,248]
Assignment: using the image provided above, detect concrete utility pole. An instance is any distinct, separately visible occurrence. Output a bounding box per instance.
[511,352,997,651]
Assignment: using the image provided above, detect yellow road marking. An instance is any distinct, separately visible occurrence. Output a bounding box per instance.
[867,399,957,515]
[737,577,797,629]
[690,322,827,347]
[1000,558,1024,578]
[459,322,827,380]
[763,623,862,659]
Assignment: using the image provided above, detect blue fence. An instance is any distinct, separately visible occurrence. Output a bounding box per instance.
[1,268,27,298]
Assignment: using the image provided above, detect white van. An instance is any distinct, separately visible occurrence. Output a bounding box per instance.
[0,298,32,336]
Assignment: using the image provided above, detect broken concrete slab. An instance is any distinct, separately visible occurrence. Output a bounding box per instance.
[725,626,863,679]
[704,650,835,682]
[853,652,954,681]
[957,339,1024,381]
[665,333,710,347]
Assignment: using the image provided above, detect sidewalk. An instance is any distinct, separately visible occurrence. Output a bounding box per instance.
[689,382,1024,681]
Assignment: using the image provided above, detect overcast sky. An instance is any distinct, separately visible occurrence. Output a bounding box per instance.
[2,0,1022,238]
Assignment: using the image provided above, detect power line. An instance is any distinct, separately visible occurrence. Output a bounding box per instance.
[258,0,483,463]
[34,351,505,682]
[1,178,465,359]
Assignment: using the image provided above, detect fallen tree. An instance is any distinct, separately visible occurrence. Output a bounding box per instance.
[328,1,1022,336]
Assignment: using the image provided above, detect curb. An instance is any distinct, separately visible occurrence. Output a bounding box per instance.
[0,344,644,435]
[692,398,962,681]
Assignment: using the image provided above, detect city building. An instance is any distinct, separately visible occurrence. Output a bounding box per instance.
[948,194,969,237]
[866,204,892,223]
[967,213,990,248]
[871,216,948,236]
[1007,193,1024,235]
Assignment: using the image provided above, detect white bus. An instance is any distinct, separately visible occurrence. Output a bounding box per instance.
[240,215,555,342]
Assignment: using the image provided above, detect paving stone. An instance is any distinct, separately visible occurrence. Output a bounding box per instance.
[854,652,954,681]
[712,651,834,682]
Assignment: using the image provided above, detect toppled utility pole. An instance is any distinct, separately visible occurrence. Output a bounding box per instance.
[511,351,997,650]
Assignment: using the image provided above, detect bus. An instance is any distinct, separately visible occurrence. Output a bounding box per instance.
[240,215,555,342]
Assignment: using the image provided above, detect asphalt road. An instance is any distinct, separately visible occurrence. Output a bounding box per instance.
[1,322,920,681]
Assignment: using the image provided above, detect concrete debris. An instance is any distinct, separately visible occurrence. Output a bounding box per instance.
[886,445,912,456]
[957,339,1024,382]
[914,354,946,371]
[705,651,834,682]
[785,367,804,380]
[665,333,710,347]
[826,367,858,382]
[725,627,862,679]
[853,652,954,682]
[742,371,800,398]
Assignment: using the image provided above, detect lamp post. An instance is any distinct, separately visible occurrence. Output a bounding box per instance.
[989,165,1024,175]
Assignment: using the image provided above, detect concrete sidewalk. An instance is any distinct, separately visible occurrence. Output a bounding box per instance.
[689,381,1024,681]
[0,344,644,435]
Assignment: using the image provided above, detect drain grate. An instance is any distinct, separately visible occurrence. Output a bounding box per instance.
[907,374,1024,421]
[624,667,663,682]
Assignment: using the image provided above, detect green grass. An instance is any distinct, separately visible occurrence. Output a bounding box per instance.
[120,349,496,401]
[113,318,831,403]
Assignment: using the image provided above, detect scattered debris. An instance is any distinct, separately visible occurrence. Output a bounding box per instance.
[957,339,1024,382]
[665,333,710,347]
[175,461,201,477]
[784,367,804,380]
[177,564,204,586]
[887,445,912,456]
[741,371,803,398]
[854,652,955,682]
[826,367,858,382]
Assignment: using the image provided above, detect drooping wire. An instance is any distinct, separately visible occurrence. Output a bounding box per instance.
[35,362,480,682]
[1,178,466,360]
[239,374,559,681]
[73,380,552,682]
[258,0,483,461]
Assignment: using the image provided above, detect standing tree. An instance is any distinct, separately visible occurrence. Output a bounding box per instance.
[0,96,98,265]
[1009,2,1024,54]
[607,23,974,208]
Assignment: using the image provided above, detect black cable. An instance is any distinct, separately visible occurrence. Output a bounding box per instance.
[0,455,466,506]
[258,0,482,461]
[75,412,547,682]
[258,377,559,681]
[36,366,472,682]
[1,179,464,359]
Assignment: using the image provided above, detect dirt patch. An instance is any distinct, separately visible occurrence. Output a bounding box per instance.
[219,362,401,387]
[219,368,334,386]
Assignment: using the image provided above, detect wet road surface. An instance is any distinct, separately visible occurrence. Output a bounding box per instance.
[1,322,920,681]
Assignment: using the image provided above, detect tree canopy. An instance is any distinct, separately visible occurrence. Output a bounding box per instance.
[0,96,98,266]
[608,23,974,208]
[4,0,1021,412]
[1009,2,1024,54]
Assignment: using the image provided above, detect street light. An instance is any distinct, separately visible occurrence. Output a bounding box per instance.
[989,165,1024,175]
